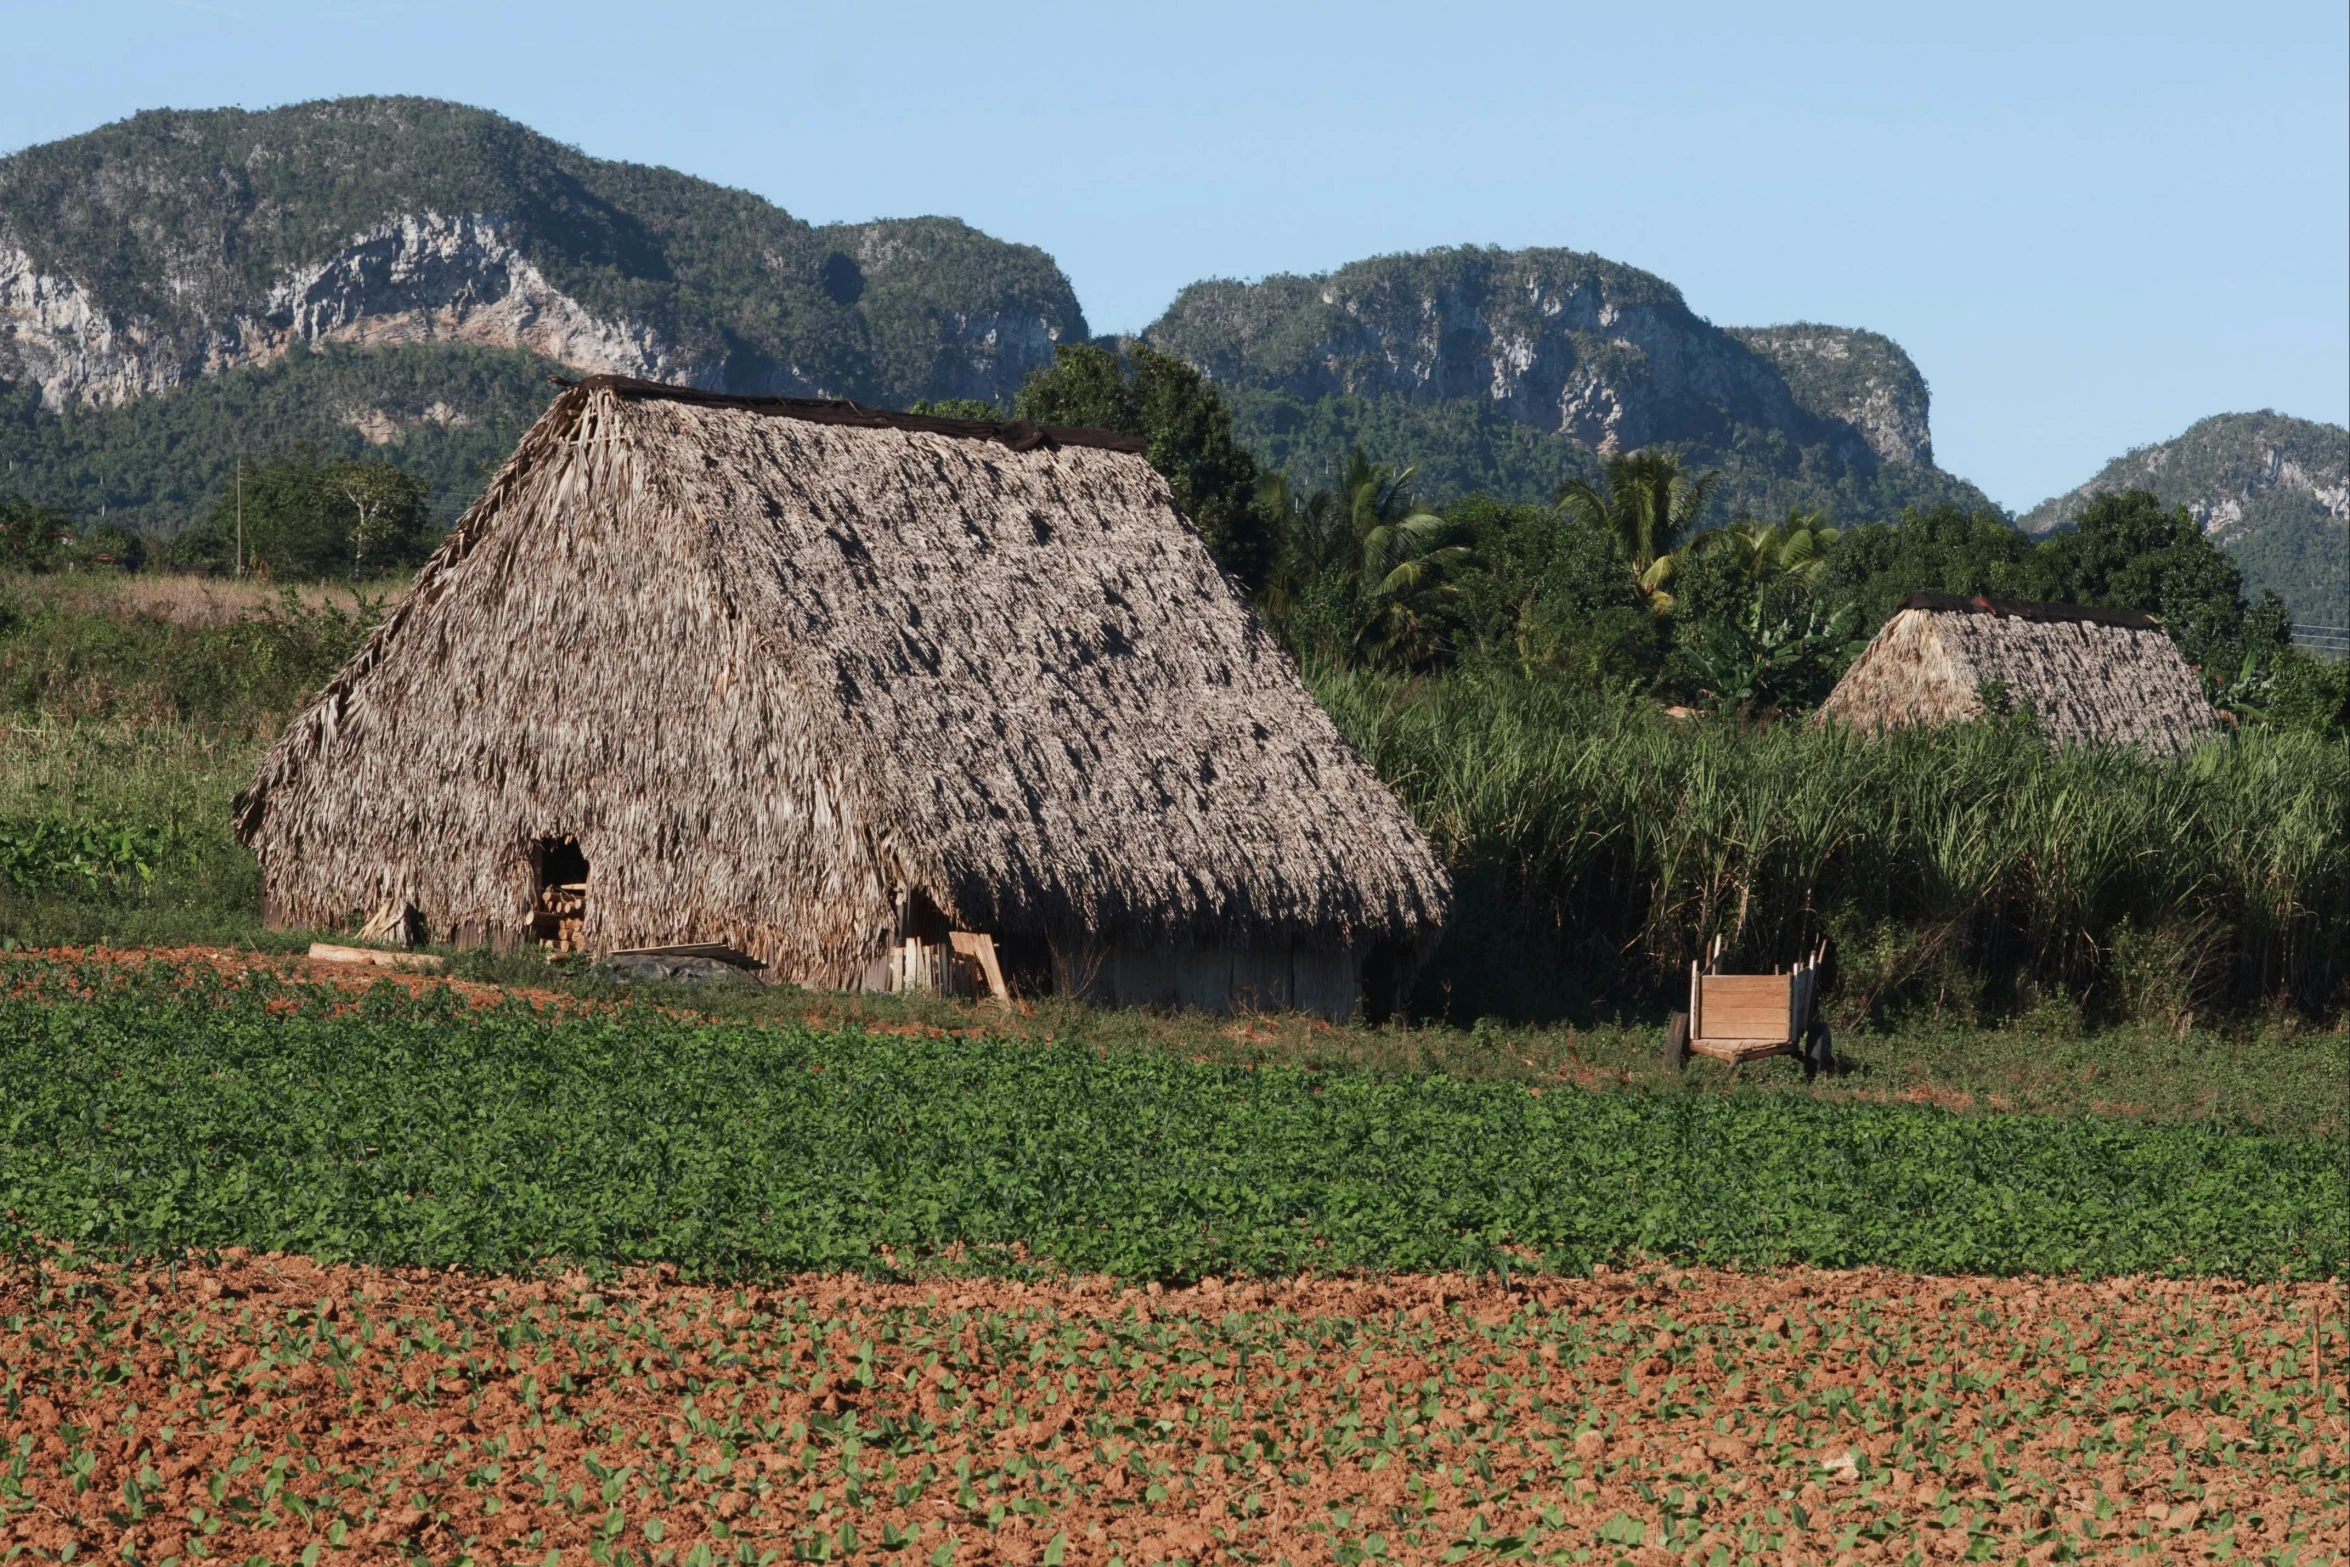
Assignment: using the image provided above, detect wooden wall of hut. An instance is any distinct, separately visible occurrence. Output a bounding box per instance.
[1054,937,1366,1022]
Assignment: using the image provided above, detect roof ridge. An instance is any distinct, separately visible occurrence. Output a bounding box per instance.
[1899,591,2161,631]
[563,374,1149,455]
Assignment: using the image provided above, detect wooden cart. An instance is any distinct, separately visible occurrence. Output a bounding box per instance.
[1665,937,1834,1077]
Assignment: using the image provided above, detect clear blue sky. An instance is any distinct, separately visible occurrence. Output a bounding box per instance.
[3,0,2343,512]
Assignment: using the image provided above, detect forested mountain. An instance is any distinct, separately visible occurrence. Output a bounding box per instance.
[1141,247,1993,523]
[2,92,2332,606]
[2021,412,2348,627]
[0,97,1085,528]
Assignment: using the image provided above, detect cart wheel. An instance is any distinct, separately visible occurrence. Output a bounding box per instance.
[1803,1018,1835,1079]
[1663,1011,1690,1073]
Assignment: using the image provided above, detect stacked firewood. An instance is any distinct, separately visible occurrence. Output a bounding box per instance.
[530,882,586,950]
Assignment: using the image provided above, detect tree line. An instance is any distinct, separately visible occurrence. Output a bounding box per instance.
[0,448,432,582]
[1006,343,2341,733]
[4,341,2341,732]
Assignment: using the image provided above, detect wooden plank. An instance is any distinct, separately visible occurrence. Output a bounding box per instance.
[1697,974,1794,1041]
[949,931,1009,1000]
[1690,1038,1797,1064]
[607,943,764,970]
[308,942,444,972]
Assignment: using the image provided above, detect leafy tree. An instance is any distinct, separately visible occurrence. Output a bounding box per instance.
[1256,470,1350,635]
[1409,492,1660,687]
[180,449,432,580]
[330,461,427,579]
[0,496,74,571]
[1014,343,1273,590]
[2253,649,2350,737]
[2036,489,2284,676]
[1698,509,1839,590]
[1256,453,1479,671]
[1556,452,1720,613]
[1809,503,2047,632]
[907,397,999,420]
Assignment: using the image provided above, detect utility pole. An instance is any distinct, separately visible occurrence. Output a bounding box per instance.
[234,454,244,578]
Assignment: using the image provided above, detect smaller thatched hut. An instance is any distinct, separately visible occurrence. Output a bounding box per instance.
[1818,593,2220,754]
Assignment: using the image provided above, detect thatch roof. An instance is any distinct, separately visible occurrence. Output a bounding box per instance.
[233,376,1450,986]
[1819,593,2220,754]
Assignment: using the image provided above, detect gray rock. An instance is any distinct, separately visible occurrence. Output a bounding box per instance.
[599,954,748,983]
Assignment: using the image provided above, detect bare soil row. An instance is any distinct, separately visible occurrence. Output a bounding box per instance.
[3,1254,2338,1565]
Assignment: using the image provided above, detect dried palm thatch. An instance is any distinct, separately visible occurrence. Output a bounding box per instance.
[233,377,1450,1018]
[1819,593,2220,755]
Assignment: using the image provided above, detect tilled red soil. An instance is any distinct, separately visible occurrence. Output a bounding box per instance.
[1,1255,2338,1565]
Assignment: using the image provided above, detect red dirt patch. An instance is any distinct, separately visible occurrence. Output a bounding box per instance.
[11,945,582,1010]
[2,1255,2337,1564]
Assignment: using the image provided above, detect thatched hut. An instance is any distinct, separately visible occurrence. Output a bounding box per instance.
[1818,592,2220,754]
[233,376,1450,1018]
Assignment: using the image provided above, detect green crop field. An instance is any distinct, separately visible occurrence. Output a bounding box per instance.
[2,962,2339,1284]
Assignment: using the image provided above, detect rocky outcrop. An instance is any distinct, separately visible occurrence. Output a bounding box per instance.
[0,244,181,407]
[2021,411,2349,541]
[2021,411,2350,625]
[3,213,790,408]
[1724,324,1933,466]
[1145,248,1934,467]
[265,214,706,387]
[346,400,473,446]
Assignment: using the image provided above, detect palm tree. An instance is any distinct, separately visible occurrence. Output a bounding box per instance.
[1352,495,1473,670]
[1699,507,1839,590]
[1556,451,1720,614]
[1258,451,1474,669]
[1256,470,1348,625]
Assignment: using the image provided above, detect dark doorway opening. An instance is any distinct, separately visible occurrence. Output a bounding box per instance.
[530,836,589,950]
[1360,940,1415,1025]
[896,889,952,944]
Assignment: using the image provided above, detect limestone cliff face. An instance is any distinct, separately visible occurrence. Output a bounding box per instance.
[0,98,1088,412]
[264,213,703,385]
[1723,324,1933,467]
[1146,248,1935,468]
[0,214,705,408]
[0,209,1087,410]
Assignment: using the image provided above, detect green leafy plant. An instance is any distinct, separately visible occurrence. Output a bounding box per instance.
[0,963,2336,1281]
[1677,590,1862,719]
[0,815,187,891]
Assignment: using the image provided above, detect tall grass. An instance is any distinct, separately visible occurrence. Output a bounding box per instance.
[0,573,376,732]
[1317,670,2350,1023]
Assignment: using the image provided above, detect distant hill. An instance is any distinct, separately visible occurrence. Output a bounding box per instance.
[1142,247,1995,523]
[0,96,1086,530]
[2021,412,2349,629]
[12,96,2324,581]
